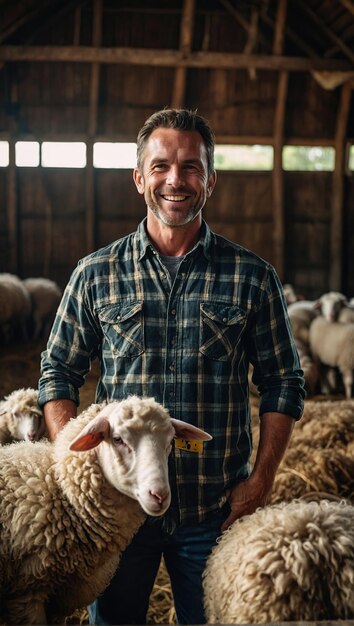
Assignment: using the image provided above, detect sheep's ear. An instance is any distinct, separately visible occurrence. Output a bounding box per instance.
[171,418,212,441]
[69,415,110,451]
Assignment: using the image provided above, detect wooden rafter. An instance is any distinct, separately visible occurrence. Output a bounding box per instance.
[0,46,351,71]
[293,0,354,65]
[338,0,354,19]
[171,0,195,109]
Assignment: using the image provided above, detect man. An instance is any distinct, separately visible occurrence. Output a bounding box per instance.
[39,108,305,625]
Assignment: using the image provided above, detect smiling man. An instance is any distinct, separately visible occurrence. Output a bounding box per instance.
[39,108,305,625]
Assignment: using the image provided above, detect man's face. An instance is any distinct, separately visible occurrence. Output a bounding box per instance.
[133,128,216,227]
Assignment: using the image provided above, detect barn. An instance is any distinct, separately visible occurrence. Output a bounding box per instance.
[0,1,354,624]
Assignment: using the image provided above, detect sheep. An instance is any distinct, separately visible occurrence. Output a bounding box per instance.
[309,316,354,398]
[315,290,348,322]
[287,300,318,345]
[0,273,31,343]
[338,302,354,324]
[23,277,62,340]
[203,499,354,623]
[0,395,212,625]
[0,387,48,444]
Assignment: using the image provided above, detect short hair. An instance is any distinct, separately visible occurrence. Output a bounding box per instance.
[136,108,215,175]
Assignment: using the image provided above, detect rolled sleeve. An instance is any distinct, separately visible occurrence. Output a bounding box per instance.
[248,265,306,421]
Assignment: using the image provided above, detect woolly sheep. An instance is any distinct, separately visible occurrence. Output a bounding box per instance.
[338,302,354,324]
[309,317,354,398]
[203,499,354,623]
[0,395,211,625]
[0,273,31,343]
[23,277,62,340]
[287,300,318,345]
[315,290,348,322]
[0,387,47,444]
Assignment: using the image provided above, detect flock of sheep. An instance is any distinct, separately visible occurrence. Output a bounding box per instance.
[0,277,354,624]
[283,284,354,399]
[0,273,62,344]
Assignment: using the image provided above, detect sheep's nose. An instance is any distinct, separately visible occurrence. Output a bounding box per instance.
[28,432,37,442]
[149,490,168,506]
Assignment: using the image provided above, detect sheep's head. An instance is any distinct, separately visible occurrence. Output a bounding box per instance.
[69,396,212,517]
[315,291,348,322]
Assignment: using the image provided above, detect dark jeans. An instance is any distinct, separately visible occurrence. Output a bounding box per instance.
[87,506,228,625]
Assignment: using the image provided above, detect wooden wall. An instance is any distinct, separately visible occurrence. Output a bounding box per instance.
[0,0,353,298]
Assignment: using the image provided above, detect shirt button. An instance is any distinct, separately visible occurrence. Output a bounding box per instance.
[171,309,176,315]
[223,317,227,322]
[169,364,175,371]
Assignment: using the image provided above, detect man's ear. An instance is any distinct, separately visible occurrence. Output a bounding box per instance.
[207,170,217,198]
[133,168,145,194]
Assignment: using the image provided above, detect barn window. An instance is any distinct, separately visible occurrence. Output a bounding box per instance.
[93,142,137,168]
[282,146,335,171]
[41,142,86,168]
[214,145,273,171]
[348,145,354,171]
[15,141,40,167]
[0,141,9,166]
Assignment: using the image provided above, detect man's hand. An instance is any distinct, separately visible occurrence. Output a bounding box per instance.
[221,474,271,531]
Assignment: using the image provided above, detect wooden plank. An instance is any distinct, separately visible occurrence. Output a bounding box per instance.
[339,0,354,17]
[0,46,351,71]
[329,81,353,290]
[272,0,288,281]
[171,0,195,108]
[6,139,17,274]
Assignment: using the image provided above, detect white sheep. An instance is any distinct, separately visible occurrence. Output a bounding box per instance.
[203,499,354,623]
[0,273,31,343]
[309,316,354,398]
[0,395,211,625]
[23,277,62,340]
[0,387,48,444]
[315,291,348,322]
[287,300,318,345]
[338,301,354,324]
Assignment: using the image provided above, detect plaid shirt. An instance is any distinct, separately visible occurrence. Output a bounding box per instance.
[39,218,305,525]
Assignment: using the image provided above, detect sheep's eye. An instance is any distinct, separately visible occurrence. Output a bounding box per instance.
[112,435,124,445]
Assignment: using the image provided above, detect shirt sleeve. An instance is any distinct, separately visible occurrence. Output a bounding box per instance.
[38,262,101,407]
[247,264,306,420]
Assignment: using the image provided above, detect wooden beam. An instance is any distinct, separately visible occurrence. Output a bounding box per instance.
[272,0,288,281]
[6,139,18,274]
[0,0,53,44]
[0,46,352,71]
[293,0,354,65]
[243,7,259,80]
[329,81,353,290]
[171,0,195,108]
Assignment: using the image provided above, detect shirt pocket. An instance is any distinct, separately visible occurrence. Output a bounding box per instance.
[98,301,144,357]
[199,302,246,361]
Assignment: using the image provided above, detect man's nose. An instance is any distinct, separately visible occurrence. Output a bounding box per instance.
[166,166,184,186]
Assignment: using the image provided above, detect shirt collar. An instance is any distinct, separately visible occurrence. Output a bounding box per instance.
[136,217,212,262]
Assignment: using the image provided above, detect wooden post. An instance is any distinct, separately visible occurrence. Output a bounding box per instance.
[171,0,195,108]
[7,139,18,274]
[272,0,288,281]
[329,81,353,291]
[86,0,102,254]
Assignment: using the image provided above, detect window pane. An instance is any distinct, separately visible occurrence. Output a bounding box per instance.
[283,146,335,171]
[42,142,86,168]
[15,141,40,167]
[0,141,9,167]
[214,145,273,171]
[93,142,137,168]
[349,145,354,171]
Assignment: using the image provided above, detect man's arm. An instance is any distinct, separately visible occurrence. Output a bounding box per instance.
[43,399,77,440]
[221,411,295,531]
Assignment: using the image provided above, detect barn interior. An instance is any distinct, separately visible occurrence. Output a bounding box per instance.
[0,0,354,623]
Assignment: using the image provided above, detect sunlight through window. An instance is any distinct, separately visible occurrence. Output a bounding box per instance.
[93,142,137,168]
[283,146,335,171]
[15,141,40,167]
[42,142,86,168]
[214,145,273,171]
[0,141,9,167]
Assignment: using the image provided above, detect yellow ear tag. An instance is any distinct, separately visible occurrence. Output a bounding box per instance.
[174,438,204,453]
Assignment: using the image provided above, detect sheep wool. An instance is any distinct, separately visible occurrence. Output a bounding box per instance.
[0,387,47,444]
[203,499,354,623]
